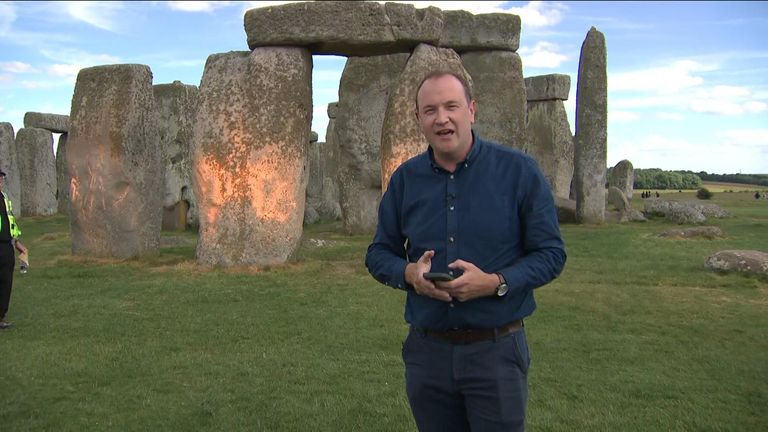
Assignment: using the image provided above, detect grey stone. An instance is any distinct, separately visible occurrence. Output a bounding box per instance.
[525,74,571,101]
[609,159,634,200]
[606,186,630,212]
[461,50,526,150]
[658,226,723,239]
[23,112,70,133]
[327,102,338,119]
[336,53,408,234]
[305,139,341,225]
[15,127,57,216]
[380,43,470,192]
[309,131,319,143]
[554,196,577,224]
[245,1,442,56]
[705,250,768,275]
[574,27,607,224]
[525,100,573,199]
[668,205,706,224]
[0,123,21,211]
[191,48,311,266]
[643,199,729,224]
[440,11,520,52]
[154,80,199,231]
[55,133,70,215]
[68,64,163,259]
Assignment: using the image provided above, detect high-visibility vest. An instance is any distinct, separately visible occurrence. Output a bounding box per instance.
[1,193,21,239]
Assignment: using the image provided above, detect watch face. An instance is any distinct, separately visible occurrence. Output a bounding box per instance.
[497,283,508,296]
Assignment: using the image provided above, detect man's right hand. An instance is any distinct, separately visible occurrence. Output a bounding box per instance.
[404,250,452,302]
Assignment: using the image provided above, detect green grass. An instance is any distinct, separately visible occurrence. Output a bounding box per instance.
[1,190,767,431]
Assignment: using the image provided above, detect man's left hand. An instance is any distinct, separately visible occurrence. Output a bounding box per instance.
[438,259,499,302]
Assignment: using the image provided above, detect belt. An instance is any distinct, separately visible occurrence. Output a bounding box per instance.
[416,319,524,344]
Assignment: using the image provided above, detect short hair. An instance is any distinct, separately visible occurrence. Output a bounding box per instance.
[415,71,473,111]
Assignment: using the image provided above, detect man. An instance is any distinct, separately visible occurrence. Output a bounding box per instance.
[0,169,27,329]
[365,71,566,431]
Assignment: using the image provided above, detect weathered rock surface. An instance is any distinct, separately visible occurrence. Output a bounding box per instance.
[525,100,573,199]
[68,64,163,259]
[192,48,311,266]
[643,199,729,224]
[609,159,634,199]
[380,43,470,192]
[574,27,607,224]
[245,1,442,56]
[525,74,571,101]
[55,133,70,215]
[0,123,21,209]
[23,112,70,133]
[154,80,199,231]
[245,2,520,56]
[658,226,723,239]
[705,250,768,275]
[606,186,630,211]
[461,50,526,150]
[440,11,520,52]
[336,53,408,234]
[15,127,57,216]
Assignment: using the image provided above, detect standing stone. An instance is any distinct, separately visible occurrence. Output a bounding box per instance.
[525,74,574,199]
[574,27,607,224]
[461,50,526,150]
[609,159,634,200]
[55,133,70,215]
[441,11,521,53]
[380,44,471,192]
[154,80,200,231]
[23,112,70,133]
[192,48,312,266]
[68,64,163,259]
[336,53,409,234]
[15,127,57,216]
[0,123,21,210]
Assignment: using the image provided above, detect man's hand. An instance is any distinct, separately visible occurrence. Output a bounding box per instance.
[440,259,498,302]
[404,250,452,302]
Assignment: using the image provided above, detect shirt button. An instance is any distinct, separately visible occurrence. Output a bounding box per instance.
[449,205,454,211]
[449,303,455,308]
[449,236,455,243]
[464,163,469,167]
[450,174,454,180]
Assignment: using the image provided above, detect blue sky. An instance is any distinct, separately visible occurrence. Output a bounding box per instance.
[1,1,767,174]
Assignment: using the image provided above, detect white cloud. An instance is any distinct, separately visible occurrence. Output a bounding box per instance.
[166,1,234,12]
[0,61,36,73]
[609,111,639,123]
[0,2,16,35]
[519,41,568,68]
[609,60,713,93]
[716,129,768,148]
[66,1,124,32]
[506,1,567,28]
[312,103,330,139]
[48,63,83,78]
[690,85,768,115]
[657,112,684,121]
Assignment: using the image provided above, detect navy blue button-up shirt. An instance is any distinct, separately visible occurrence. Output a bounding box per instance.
[365,133,566,330]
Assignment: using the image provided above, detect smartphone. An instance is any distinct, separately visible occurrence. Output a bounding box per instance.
[423,272,454,282]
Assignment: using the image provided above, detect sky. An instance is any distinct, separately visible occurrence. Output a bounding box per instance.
[1,1,767,175]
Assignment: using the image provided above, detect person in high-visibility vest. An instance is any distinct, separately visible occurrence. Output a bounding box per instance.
[0,169,27,329]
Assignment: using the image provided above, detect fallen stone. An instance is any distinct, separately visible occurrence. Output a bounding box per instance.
[658,226,723,239]
[705,250,768,275]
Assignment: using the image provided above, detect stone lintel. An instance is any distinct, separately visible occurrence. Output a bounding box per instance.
[23,112,70,133]
[525,74,571,101]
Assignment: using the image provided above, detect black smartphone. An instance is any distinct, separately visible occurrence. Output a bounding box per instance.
[423,272,454,282]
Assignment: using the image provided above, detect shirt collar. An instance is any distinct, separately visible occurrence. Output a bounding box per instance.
[427,130,483,172]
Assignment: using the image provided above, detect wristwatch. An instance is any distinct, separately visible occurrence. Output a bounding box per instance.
[494,273,508,297]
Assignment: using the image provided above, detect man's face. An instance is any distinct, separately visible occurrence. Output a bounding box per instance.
[415,74,476,160]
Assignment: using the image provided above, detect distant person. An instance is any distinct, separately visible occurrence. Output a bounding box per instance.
[366,71,566,431]
[0,169,27,329]
[656,191,660,198]
[755,191,761,200]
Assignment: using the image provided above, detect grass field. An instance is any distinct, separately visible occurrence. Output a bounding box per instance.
[1,190,766,431]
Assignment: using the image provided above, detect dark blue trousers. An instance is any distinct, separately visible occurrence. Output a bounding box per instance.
[0,242,16,319]
[402,326,530,432]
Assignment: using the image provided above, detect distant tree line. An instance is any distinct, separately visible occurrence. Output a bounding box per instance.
[606,168,768,189]
[613,168,704,190]
[693,172,768,187]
